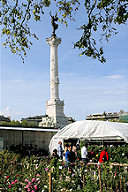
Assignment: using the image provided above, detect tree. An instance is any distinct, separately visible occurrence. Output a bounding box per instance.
[15,120,21,127]
[9,119,16,126]
[0,0,128,63]
[21,120,29,127]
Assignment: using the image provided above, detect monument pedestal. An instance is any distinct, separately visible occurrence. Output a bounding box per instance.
[46,98,68,128]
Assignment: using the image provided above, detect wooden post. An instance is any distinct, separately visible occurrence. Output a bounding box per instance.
[124,167,127,192]
[98,165,102,192]
[83,174,85,188]
[110,164,113,190]
[119,165,122,191]
[116,180,118,191]
[49,171,52,192]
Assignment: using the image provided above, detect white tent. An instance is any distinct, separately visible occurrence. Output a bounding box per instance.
[49,120,128,153]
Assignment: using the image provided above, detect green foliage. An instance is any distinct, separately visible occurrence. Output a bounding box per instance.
[74,0,128,63]
[83,173,99,191]
[0,121,8,126]
[119,114,128,123]
[0,150,128,191]
[0,150,49,191]
[20,120,30,127]
[108,145,128,163]
[86,144,128,164]
[0,120,37,128]
[0,0,128,62]
[0,0,47,62]
[9,120,17,126]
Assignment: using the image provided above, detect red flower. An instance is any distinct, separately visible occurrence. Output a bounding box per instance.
[15,175,20,177]
[6,176,10,180]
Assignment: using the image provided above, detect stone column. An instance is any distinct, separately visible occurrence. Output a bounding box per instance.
[46,36,61,100]
[45,36,68,129]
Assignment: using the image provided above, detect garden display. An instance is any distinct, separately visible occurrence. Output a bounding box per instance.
[0,144,128,191]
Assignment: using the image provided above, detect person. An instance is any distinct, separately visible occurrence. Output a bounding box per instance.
[52,149,59,158]
[64,143,69,154]
[76,143,80,151]
[81,143,88,163]
[99,147,109,163]
[51,149,59,166]
[57,141,63,160]
[65,145,76,166]
[72,144,76,152]
[72,144,77,157]
[75,143,81,159]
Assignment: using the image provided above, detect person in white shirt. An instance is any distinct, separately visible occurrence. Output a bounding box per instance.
[57,141,63,160]
[81,143,88,163]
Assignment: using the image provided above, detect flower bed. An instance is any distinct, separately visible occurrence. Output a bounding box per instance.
[0,146,128,191]
[86,144,128,164]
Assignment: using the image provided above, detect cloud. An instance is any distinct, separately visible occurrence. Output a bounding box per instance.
[105,75,123,79]
[12,80,24,83]
[1,71,128,121]
[0,106,24,120]
[0,106,10,116]
[103,89,128,95]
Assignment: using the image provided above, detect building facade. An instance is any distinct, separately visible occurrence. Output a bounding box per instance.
[86,110,128,122]
[0,115,11,122]
[21,115,75,127]
[0,127,58,153]
[21,115,47,127]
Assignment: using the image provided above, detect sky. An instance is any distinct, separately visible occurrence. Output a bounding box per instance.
[0,3,128,121]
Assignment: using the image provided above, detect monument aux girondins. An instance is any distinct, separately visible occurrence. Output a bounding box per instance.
[39,13,68,129]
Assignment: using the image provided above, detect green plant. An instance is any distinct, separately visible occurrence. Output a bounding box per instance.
[0,149,128,191]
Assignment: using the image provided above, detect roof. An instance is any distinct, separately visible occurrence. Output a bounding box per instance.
[0,115,11,122]
[49,120,128,153]
[21,115,46,120]
[0,126,58,132]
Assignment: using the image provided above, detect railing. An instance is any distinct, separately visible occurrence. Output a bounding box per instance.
[48,162,128,192]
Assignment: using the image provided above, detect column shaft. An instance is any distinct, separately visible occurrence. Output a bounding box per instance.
[46,36,61,100]
[50,45,59,99]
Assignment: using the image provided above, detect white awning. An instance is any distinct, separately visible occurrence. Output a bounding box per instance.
[49,120,128,153]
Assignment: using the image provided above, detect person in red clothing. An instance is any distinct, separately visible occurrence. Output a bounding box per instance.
[99,147,109,163]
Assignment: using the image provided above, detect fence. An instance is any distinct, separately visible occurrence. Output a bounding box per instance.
[48,162,128,192]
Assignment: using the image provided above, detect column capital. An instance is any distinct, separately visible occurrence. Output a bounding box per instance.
[46,36,61,47]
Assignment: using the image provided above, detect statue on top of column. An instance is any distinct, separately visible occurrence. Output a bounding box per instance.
[50,12,58,37]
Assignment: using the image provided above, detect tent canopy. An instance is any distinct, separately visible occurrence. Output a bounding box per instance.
[49,120,128,153]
